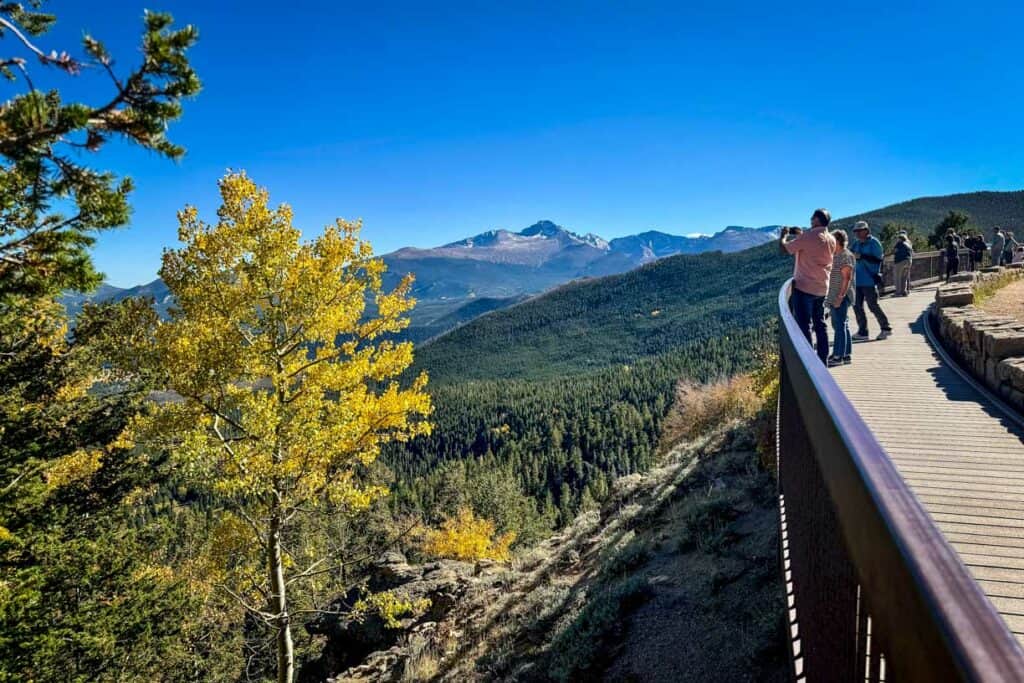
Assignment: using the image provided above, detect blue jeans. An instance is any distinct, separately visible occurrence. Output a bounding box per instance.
[831,299,852,359]
[791,288,828,363]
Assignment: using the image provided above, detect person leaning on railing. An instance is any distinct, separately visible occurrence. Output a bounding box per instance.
[1004,231,1020,266]
[780,208,837,364]
[992,228,1006,267]
[965,233,985,271]
[892,232,913,296]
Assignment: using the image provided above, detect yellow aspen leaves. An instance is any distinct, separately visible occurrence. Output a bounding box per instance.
[421,507,516,562]
[117,172,433,606]
[121,171,431,508]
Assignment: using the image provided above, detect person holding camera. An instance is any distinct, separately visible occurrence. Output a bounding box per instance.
[780,209,836,363]
[850,221,892,341]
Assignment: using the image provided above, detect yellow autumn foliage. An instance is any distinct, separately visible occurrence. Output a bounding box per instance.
[45,448,103,490]
[422,507,516,562]
[352,590,432,629]
[113,172,434,679]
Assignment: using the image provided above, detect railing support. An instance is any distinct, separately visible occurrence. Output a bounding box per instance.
[779,356,859,679]
[777,277,1024,682]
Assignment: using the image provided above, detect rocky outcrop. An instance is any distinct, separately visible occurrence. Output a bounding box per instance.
[299,552,510,682]
[933,266,1024,410]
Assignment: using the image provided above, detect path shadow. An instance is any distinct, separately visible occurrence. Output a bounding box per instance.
[906,312,1024,445]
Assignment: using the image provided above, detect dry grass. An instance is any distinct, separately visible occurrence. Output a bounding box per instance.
[659,375,765,449]
[977,275,1024,317]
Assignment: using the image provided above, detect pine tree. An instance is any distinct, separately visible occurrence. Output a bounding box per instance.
[0,6,201,679]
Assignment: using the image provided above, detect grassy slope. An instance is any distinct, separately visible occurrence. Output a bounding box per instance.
[415,243,790,383]
[419,420,786,682]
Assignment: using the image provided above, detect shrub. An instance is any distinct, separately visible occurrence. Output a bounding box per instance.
[749,349,780,473]
[421,507,516,562]
[352,590,431,629]
[660,374,765,448]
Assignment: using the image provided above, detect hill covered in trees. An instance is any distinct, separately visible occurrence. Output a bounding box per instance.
[413,242,790,383]
[833,190,1024,237]
[386,242,786,544]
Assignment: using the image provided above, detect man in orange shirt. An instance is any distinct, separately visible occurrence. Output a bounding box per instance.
[781,208,837,364]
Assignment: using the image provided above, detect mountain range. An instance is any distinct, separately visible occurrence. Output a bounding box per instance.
[60,188,1024,341]
[60,221,781,338]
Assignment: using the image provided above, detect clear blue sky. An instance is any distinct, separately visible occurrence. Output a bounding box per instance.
[40,1,1024,286]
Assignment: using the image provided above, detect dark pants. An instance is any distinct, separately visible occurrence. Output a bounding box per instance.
[854,285,891,336]
[791,288,828,363]
[945,256,959,281]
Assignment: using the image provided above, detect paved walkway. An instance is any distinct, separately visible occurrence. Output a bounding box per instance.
[831,286,1024,643]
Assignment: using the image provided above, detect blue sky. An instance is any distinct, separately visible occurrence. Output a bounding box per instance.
[38,1,1024,286]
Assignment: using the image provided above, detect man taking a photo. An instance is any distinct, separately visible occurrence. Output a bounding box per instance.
[781,209,836,363]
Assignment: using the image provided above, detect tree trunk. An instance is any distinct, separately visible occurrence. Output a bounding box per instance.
[269,507,294,683]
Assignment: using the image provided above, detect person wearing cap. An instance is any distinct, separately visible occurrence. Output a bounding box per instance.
[892,232,913,296]
[850,221,892,341]
[781,208,836,363]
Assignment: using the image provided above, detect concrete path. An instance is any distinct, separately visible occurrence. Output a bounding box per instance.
[831,285,1024,643]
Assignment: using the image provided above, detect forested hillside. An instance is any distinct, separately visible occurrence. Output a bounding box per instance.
[414,242,789,383]
[387,330,771,531]
[833,190,1024,237]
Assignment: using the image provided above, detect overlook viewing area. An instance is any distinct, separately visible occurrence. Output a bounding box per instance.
[778,252,1024,682]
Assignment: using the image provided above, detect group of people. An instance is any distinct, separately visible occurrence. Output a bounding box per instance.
[781,210,892,368]
[782,212,1024,367]
[941,227,1024,282]
[988,228,1023,268]
[941,229,1015,279]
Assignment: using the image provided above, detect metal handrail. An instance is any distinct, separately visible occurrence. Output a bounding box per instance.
[877,248,978,293]
[777,279,1024,681]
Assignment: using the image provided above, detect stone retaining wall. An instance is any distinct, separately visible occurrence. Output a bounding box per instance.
[932,264,1024,410]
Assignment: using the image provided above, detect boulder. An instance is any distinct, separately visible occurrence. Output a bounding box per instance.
[1000,358,1024,391]
[300,552,483,682]
[935,285,973,308]
[984,330,1024,360]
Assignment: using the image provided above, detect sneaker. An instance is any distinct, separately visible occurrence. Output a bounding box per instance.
[842,356,852,365]
[876,329,892,340]
[826,356,844,367]
[852,332,870,343]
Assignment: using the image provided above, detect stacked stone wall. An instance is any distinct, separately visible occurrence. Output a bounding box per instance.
[933,264,1024,410]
